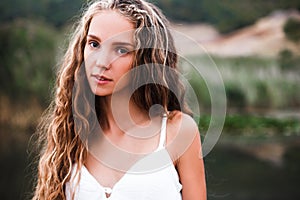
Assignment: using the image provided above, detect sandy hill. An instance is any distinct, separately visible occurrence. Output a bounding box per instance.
[172,10,300,57]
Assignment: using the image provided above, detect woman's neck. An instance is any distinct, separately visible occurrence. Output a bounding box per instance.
[103,93,150,134]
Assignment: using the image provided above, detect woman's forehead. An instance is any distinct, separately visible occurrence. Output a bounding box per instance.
[88,10,135,43]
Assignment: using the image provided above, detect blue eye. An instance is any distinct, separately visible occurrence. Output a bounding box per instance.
[117,47,129,55]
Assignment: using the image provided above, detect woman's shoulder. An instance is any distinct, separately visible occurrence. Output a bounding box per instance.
[167,110,198,135]
[166,111,199,161]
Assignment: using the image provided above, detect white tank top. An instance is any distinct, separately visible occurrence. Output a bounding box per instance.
[65,115,182,200]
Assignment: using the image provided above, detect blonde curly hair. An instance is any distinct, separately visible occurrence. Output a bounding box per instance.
[33,0,191,199]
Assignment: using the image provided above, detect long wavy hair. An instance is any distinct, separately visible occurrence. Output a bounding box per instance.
[33,0,191,199]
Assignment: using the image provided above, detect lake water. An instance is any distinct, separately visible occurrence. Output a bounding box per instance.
[205,138,300,200]
[1,126,300,200]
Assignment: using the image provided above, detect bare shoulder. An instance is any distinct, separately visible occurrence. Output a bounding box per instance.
[167,111,199,138]
[166,111,199,161]
[167,111,207,200]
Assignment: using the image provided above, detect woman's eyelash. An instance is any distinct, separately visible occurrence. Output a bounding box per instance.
[88,40,100,48]
[87,40,131,55]
[116,47,130,54]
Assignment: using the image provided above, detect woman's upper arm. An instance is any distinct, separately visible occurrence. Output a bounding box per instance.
[175,115,207,200]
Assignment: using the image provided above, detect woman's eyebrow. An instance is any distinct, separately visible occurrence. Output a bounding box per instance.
[113,42,135,47]
[87,34,134,47]
[87,34,101,41]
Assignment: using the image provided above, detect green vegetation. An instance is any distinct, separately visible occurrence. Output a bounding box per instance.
[1,0,300,32]
[183,55,300,111]
[278,49,300,72]
[186,54,300,141]
[198,114,300,139]
[284,17,300,42]
[0,0,83,27]
[151,0,300,33]
[0,19,59,105]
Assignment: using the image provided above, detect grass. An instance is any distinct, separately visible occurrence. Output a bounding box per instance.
[196,114,300,140]
[180,55,300,111]
[187,55,300,140]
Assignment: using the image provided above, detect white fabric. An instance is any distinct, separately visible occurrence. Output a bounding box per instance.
[65,115,182,200]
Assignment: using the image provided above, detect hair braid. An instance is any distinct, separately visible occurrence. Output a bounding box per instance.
[33,1,191,199]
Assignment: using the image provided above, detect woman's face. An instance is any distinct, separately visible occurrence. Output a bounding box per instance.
[84,10,135,97]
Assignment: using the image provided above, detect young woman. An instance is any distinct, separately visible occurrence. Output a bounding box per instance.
[33,0,206,199]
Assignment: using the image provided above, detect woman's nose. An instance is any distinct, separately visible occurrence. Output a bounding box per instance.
[95,47,111,69]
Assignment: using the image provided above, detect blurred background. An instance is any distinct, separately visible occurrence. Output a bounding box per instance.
[0,0,299,199]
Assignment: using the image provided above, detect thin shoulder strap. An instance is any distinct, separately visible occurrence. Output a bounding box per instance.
[157,113,168,150]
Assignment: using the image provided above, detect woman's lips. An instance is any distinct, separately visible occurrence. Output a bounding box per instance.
[92,74,113,84]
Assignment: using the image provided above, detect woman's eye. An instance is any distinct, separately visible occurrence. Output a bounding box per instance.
[89,41,100,48]
[117,47,129,55]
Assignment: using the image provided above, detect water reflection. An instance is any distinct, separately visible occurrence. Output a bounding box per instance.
[1,126,300,200]
[205,138,300,200]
